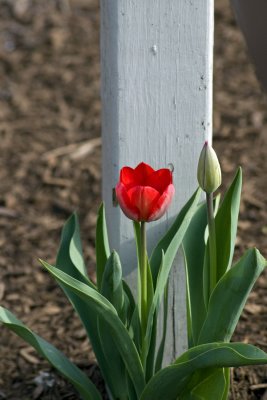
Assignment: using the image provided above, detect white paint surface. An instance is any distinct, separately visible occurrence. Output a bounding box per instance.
[101,0,214,363]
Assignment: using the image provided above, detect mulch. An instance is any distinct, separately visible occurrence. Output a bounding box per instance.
[0,0,266,399]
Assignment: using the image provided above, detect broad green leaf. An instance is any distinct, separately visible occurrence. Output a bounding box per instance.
[144,189,201,359]
[0,307,101,400]
[97,318,128,399]
[41,261,146,398]
[127,373,138,400]
[215,167,242,280]
[96,203,110,289]
[140,342,267,400]
[57,212,89,280]
[55,215,117,396]
[70,213,87,277]
[150,188,202,285]
[182,368,226,400]
[101,251,124,320]
[182,201,207,347]
[179,367,229,400]
[98,251,128,398]
[198,248,266,344]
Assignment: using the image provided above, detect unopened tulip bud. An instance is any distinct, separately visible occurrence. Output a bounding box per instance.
[197,141,222,193]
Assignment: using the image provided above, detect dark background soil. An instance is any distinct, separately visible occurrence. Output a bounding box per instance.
[0,0,266,399]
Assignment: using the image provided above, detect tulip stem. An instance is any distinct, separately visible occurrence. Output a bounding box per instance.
[206,193,217,295]
[140,221,147,336]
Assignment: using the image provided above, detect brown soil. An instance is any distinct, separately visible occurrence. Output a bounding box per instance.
[0,0,266,399]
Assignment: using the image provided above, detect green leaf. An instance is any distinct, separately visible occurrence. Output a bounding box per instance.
[41,261,146,398]
[144,189,201,360]
[145,312,157,381]
[129,306,142,353]
[181,368,226,400]
[142,250,164,364]
[126,373,138,400]
[182,201,207,347]
[222,368,230,400]
[144,260,156,380]
[215,167,242,280]
[97,317,128,399]
[98,251,128,398]
[140,342,267,400]
[123,280,136,328]
[55,214,118,397]
[0,307,101,400]
[96,203,110,289]
[155,280,169,373]
[101,251,125,320]
[56,212,94,287]
[198,248,266,344]
[70,213,87,277]
[150,188,202,286]
[181,364,230,399]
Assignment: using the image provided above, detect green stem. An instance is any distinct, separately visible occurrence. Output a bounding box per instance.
[206,193,217,295]
[140,221,147,336]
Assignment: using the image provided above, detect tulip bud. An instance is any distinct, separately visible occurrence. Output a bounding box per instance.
[197,141,222,193]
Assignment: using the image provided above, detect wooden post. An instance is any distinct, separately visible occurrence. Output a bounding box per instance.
[101,0,214,363]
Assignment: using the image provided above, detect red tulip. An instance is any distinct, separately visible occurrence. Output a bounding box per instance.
[115,162,175,222]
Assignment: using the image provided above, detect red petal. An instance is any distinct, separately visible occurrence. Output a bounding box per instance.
[133,162,155,186]
[127,185,160,221]
[147,184,175,221]
[147,168,173,194]
[115,182,139,221]
[120,167,136,189]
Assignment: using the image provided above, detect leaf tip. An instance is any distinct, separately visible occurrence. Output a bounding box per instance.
[236,166,243,182]
[97,202,105,215]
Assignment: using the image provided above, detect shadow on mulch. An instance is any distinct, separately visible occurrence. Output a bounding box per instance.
[0,0,266,399]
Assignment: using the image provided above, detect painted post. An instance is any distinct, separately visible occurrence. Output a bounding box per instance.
[101,1,214,363]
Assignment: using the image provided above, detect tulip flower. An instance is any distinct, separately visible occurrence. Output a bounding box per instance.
[115,162,175,222]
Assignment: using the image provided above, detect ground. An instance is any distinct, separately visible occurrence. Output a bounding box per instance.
[0,0,266,399]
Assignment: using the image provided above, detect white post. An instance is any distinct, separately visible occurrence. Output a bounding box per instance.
[101,0,214,363]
